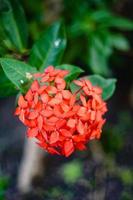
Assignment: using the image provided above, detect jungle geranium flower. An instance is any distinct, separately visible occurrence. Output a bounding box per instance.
[15,66,107,157]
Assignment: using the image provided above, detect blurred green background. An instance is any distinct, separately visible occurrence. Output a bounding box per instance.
[0,0,133,199]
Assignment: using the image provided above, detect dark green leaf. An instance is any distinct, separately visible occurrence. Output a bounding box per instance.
[88,75,116,100]
[0,58,37,92]
[29,21,66,71]
[0,0,28,52]
[0,67,17,97]
[56,64,84,82]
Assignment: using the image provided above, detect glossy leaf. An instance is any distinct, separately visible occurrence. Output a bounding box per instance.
[29,21,66,71]
[56,64,84,82]
[0,67,17,97]
[0,0,28,52]
[0,58,37,92]
[88,75,116,100]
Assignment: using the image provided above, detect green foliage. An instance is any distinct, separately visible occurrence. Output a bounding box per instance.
[61,160,83,184]
[121,191,133,200]
[0,0,28,52]
[0,176,10,200]
[0,67,16,97]
[64,7,133,75]
[0,58,37,93]
[29,21,66,71]
[120,169,133,186]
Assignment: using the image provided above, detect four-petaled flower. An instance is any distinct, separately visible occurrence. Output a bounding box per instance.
[15,66,107,157]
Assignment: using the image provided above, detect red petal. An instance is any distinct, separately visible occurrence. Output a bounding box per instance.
[64,139,74,157]
[67,119,76,128]
[33,73,42,78]
[76,143,86,150]
[80,95,87,107]
[49,131,59,144]
[77,120,84,134]
[28,111,38,119]
[19,110,25,123]
[47,147,60,155]
[60,129,72,137]
[41,109,53,117]
[74,80,83,87]
[31,80,39,92]
[14,107,21,115]
[25,119,36,128]
[38,85,47,94]
[85,80,92,89]
[34,92,39,104]
[48,116,58,123]
[46,86,57,94]
[45,66,54,73]
[55,78,66,90]
[63,111,75,118]
[90,111,96,121]
[73,135,86,142]
[93,86,102,94]
[25,90,33,102]
[56,119,66,129]
[41,93,49,103]
[54,105,62,117]
[37,115,43,130]
[41,75,49,82]
[69,95,76,107]
[48,97,62,106]
[27,127,38,137]
[77,107,87,117]
[83,86,90,95]
[58,70,69,77]
[61,103,70,112]
[18,95,28,108]
[62,90,72,99]
[42,131,48,141]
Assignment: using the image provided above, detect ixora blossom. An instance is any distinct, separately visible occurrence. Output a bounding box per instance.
[15,66,107,157]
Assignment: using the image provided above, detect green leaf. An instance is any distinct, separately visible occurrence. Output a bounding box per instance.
[88,44,110,76]
[69,82,81,97]
[0,67,17,97]
[111,34,130,51]
[105,16,133,30]
[56,64,84,82]
[91,34,112,57]
[0,0,28,52]
[29,21,67,71]
[89,10,112,22]
[0,58,37,92]
[88,75,116,100]
[61,161,83,184]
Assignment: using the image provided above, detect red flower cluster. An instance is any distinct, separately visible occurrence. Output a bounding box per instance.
[15,66,107,157]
